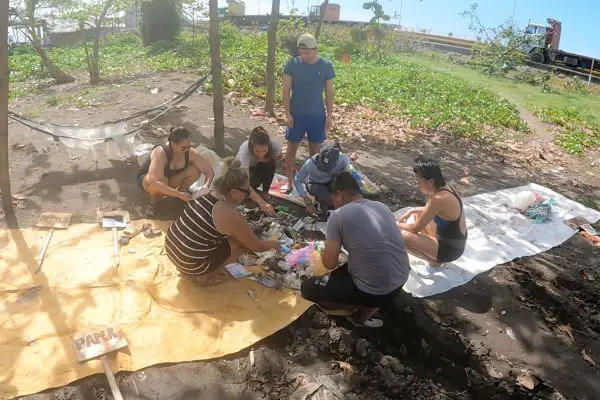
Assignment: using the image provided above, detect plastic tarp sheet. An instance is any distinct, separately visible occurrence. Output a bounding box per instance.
[397,183,600,298]
[0,221,311,399]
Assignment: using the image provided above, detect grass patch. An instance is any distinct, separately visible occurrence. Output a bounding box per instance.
[402,54,600,152]
[532,106,600,154]
[334,57,525,139]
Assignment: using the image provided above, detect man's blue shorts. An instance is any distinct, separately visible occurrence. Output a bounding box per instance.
[285,114,326,144]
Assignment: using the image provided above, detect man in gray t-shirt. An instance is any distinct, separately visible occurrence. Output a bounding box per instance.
[301,172,410,328]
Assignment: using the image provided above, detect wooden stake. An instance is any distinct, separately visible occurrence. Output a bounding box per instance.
[0,0,14,215]
[101,355,124,400]
[208,0,225,156]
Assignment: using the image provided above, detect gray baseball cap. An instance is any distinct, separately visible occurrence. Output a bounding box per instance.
[297,33,318,49]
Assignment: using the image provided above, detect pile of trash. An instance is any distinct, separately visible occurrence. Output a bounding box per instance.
[512,191,556,224]
[232,206,344,290]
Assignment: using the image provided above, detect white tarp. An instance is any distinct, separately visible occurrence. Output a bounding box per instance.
[397,183,600,298]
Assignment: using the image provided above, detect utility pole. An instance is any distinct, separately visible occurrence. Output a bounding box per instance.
[398,0,403,28]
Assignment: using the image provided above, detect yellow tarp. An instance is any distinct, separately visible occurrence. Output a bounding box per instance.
[0,221,312,399]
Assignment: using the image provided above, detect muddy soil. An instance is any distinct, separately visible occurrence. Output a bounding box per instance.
[4,72,600,400]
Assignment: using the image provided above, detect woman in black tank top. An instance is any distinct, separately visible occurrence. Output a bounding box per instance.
[397,156,467,276]
[137,126,215,216]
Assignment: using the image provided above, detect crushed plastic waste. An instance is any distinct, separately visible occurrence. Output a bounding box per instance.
[522,193,556,223]
[234,206,335,290]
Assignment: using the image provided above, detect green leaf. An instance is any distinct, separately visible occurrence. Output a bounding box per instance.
[362,2,374,9]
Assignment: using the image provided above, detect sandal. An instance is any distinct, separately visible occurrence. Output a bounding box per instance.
[143,225,163,238]
[145,203,157,217]
[346,315,384,328]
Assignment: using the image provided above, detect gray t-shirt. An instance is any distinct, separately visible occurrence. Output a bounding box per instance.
[236,139,282,169]
[326,199,410,295]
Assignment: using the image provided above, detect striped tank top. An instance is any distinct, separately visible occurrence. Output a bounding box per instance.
[165,193,229,275]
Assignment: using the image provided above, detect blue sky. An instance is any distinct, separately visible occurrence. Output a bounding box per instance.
[238,0,600,59]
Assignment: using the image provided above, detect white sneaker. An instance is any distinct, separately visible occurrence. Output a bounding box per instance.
[413,262,447,278]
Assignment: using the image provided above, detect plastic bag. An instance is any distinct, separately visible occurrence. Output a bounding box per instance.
[523,195,556,224]
[348,166,380,196]
[285,245,315,268]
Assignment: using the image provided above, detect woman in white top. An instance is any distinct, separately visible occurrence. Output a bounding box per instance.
[236,126,282,213]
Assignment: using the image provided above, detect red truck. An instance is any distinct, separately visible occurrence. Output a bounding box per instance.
[308,3,341,23]
[523,18,598,73]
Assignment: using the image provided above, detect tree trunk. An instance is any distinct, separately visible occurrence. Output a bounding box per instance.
[208,0,225,155]
[24,0,75,84]
[314,0,328,40]
[29,36,75,84]
[90,0,115,83]
[264,0,280,116]
[0,0,14,215]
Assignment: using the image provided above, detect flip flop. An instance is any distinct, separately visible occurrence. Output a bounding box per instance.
[143,226,163,238]
[346,315,384,328]
[145,203,157,217]
[316,304,358,317]
[413,263,447,278]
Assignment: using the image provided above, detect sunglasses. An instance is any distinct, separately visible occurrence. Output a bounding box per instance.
[236,187,251,197]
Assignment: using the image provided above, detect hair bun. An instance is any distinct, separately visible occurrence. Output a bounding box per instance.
[230,158,242,170]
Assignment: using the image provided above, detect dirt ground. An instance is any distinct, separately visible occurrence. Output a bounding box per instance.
[4,72,600,400]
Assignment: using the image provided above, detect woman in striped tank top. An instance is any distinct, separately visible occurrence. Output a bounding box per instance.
[165,157,281,285]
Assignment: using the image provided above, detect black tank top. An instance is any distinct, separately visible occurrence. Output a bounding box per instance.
[433,186,467,241]
[138,144,190,179]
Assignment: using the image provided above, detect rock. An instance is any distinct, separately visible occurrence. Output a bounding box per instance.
[338,331,355,355]
[398,344,408,358]
[355,339,368,358]
[374,365,398,389]
[484,363,503,379]
[548,391,567,400]
[497,381,514,395]
[380,355,405,374]
[328,327,342,343]
[312,311,329,329]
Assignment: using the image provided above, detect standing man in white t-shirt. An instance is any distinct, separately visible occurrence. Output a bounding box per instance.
[236,126,281,214]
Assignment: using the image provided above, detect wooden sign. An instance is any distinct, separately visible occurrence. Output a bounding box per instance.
[71,325,128,362]
[36,212,72,229]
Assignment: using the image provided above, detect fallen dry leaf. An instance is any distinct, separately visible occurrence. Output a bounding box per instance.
[581,270,595,281]
[516,372,535,390]
[335,361,355,379]
[12,142,27,150]
[12,194,27,201]
[581,349,597,368]
[460,176,470,185]
[557,322,575,342]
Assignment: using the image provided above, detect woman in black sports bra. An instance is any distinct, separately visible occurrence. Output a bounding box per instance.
[137,126,215,216]
[397,156,467,276]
